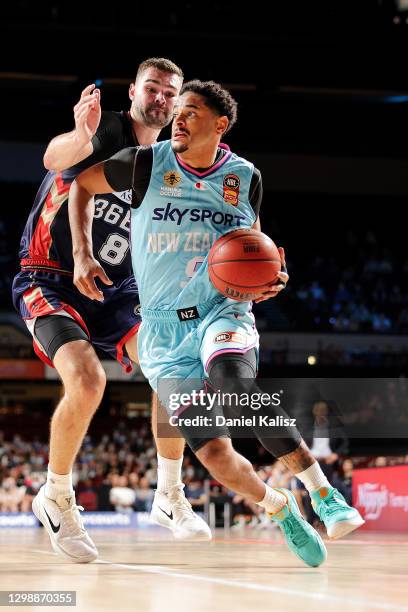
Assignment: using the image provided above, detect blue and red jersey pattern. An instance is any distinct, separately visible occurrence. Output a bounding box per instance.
[18,111,135,281]
[18,169,133,281]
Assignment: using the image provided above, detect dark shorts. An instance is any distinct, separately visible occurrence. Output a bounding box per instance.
[12,270,141,372]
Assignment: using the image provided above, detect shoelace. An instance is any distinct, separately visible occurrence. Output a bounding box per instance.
[167,485,196,523]
[315,494,341,519]
[60,504,87,538]
[283,515,311,548]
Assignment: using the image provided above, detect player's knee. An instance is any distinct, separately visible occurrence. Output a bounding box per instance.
[207,351,256,397]
[64,361,106,407]
[195,437,233,471]
[207,353,258,422]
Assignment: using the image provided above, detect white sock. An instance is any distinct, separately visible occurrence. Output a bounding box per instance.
[157,454,183,493]
[296,462,331,493]
[257,485,287,514]
[45,467,74,505]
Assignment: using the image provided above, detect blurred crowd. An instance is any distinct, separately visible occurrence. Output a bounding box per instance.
[254,228,406,334]
[0,425,207,515]
[1,425,407,529]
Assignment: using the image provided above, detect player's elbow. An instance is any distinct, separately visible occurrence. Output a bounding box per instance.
[43,150,55,171]
[73,173,96,198]
[43,150,64,172]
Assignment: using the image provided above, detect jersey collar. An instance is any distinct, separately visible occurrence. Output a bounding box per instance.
[175,143,231,178]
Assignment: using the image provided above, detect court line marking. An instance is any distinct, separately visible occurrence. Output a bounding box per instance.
[214,537,408,546]
[31,549,408,611]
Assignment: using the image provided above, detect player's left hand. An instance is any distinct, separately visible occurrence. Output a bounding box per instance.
[254,247,289,303]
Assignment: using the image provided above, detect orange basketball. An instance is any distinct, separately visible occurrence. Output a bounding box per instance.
[208,229,282,301]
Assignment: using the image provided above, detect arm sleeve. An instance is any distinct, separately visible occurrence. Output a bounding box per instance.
[91,111,125,157]
[72,112,127,172]
[103,147,137,192]
[103,145,153,197]
[249,167,263,218]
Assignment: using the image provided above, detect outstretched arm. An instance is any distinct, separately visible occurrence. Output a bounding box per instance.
[68,162,114,301]
[43,84,101,172]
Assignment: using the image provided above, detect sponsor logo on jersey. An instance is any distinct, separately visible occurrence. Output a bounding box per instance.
[160,171,182,197]
[134,304,141,316]
[113,190,132,204]
[160,186,182,198]
[94,199,131,233]
[152,203,245,227]
[223,174,240,206]
[164,170,182,186]
[214,331,247,345]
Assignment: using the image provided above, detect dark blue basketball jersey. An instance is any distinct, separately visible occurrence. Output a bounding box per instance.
[18,111,136,281]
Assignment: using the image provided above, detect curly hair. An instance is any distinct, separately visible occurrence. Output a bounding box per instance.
[180,80,238,133]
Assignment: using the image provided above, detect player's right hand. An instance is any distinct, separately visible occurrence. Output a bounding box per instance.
[74,84,101,144]
[73,254,113,302]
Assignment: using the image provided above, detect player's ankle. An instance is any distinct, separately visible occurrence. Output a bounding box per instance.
[156,454,183,493]
[45,466,74,501]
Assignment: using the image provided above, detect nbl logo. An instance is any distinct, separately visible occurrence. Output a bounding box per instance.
[223,174,240,206]
[214,331,247,345]
[224,175,240,190]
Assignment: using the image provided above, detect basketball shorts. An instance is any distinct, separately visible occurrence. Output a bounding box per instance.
[12,270,141,372]
[137,296,259,450]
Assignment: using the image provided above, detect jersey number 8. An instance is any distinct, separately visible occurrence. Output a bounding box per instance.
[99,233,129,266]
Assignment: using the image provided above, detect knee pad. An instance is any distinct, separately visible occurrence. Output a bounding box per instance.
[207,349,257,392]
[207,351,302,458]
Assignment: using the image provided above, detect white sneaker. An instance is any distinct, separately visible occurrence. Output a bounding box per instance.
[150,484,212,541]
[32,485,98,563]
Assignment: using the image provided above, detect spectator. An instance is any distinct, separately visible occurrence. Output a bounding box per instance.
[134,476,154,512]
[185,480,207,512]
[333,458,353,505]
[109,475,136,513]
[0,476,25,511]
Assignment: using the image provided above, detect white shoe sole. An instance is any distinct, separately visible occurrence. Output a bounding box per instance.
[150,508,212,541]
[32,496,97,563]
[327,514,365,540]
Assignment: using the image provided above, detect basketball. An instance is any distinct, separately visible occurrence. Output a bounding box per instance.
[208,228,282,301]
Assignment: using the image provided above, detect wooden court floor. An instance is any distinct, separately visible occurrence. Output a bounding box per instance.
[0,527,407,612]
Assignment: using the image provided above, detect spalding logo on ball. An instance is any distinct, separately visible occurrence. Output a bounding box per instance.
[208,229,281,302]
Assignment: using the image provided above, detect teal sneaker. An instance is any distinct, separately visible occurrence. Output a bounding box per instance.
[269,488,327,567]
[311,487,365,539]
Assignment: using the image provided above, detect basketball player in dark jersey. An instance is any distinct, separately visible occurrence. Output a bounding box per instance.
[12,58,210,564]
